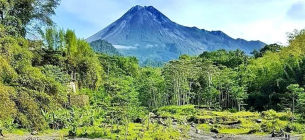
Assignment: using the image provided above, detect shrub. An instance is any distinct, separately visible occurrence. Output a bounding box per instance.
[261,119,289,132]
[70,95,89,107]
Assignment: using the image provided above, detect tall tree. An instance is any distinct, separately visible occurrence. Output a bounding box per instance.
[0,0,60,36]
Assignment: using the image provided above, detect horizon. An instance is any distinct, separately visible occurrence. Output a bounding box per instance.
[52,0,305,45]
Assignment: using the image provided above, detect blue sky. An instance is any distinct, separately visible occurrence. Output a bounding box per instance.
[52,0,305,44]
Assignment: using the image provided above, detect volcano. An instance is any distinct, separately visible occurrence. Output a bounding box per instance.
[87,5,265,62]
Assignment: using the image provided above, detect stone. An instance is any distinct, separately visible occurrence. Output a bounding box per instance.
[149,112,157,118]
[31,131,38,135]
[0,129,3,137]
[190,122,195,127]
[134,118,142,123]
[210,128,219,134]
[256,119,262,123]
[196,129,200,134]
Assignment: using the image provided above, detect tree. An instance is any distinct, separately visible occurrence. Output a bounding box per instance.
[137,67,165,109]
[252,44,282,58]
[287,84,305,114]
[0,0,60,37]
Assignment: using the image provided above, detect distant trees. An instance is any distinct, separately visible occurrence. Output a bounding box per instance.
[252,44,282,58]
[157,51,251,110]
[89,39,121,56]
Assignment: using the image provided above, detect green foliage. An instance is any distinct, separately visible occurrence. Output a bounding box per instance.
[218,128,250,134]
[41,65,70,84]
[252,44,282,58]
[261,119,288,132]
[89,39,121,56]
[0,0,60,36]
[157,105,196,116]
[0,56,17,84]
[0,83,17,120]
[199,49,248,68]
[137,67,165,109]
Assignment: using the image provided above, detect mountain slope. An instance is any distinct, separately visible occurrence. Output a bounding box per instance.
[87,5,265,62]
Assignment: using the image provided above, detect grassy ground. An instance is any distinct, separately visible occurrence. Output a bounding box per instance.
[2,105,304,139]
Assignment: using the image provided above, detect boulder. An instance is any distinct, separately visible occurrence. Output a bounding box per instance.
[0,129,3,137]
[31,131,38,135]
[256,119,262,123]
[190,122,195,127]
[134,118,142,123]
[210,128,219,133]
[149,112,157,118]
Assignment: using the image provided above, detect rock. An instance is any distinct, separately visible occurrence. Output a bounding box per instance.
[248,129,257,134]
[256,119,262,123]
[0,129,3,137]
[149,112,157,118]
[210,128,219,134]
[158,119,166,126]
[190,122,195,127]
[212,135,224,139]
[290,117,295,122]
[271,129,284,137]
[31,131,38,135]
[134,118,142,123]
[196,129,200,134]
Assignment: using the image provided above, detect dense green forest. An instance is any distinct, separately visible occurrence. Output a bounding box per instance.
[1,0,305,139]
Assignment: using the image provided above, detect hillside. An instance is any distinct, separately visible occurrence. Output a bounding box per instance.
[89,39,121,56]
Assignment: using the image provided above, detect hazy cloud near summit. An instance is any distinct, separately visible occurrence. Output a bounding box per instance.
[287,1,305,21]
[53,0,305,44]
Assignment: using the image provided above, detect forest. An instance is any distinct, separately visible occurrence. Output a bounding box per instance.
[0,0,305,140]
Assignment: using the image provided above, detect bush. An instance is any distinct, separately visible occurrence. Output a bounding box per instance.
[157,105,196,115]
[70,95,89,107]
[0,84,17,121]
[285,123,305,133]
[261,119,288,132]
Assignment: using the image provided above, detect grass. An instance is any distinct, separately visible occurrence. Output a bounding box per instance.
[156,105,305,136]
[3,106,304,139]
[4,129,27,135]
[219,128,251,134]
[75,122,188,140]
[197,123,212,131]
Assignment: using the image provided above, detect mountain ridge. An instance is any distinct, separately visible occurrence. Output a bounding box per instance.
[87,5,266,62]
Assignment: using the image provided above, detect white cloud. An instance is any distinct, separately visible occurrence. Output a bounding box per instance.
[53,0,305,44]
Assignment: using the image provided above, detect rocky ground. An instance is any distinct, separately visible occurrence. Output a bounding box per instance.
[188,127,301,140]
[0,128,301,140]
